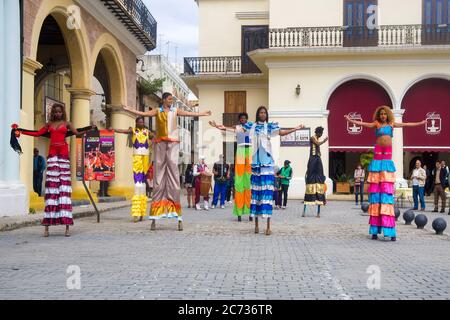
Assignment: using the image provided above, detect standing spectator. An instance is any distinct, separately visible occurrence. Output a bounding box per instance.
[193,156,210,211]
[226,164,235,204]
[432,160,447,213]
[277,160,293,209]
[33,148,46,197]
[211,155,230,209]
[424,164,432,196]
[184,163,195,208]
[441,160,449,187]
[410,159,426,211]
[274,165,281,209]
[353,164,365,206]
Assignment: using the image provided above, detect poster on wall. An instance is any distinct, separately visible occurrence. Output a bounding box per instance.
[82,130,115,181]
[280,128,311,147]
[44,97,65,123]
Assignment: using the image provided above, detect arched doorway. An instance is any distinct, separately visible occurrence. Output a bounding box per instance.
[327,79,393,191]
[90,37,132,199]
[402,78,450,178]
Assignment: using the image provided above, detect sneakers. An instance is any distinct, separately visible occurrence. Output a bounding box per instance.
[211,205,216,209]
[281,206,286,210]
[220,205,225,209]
[195,203,201,211]
[204,201,209,211]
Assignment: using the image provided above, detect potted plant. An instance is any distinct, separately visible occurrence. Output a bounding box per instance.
[336,173,351,193]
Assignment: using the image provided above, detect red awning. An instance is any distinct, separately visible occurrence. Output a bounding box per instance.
[328,80,393,152]
[402,79,450,152]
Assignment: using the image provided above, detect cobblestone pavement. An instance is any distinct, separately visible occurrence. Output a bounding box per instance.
[0,201,449,300]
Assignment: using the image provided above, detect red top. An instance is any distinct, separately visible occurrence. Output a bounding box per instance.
[21,123,70,157]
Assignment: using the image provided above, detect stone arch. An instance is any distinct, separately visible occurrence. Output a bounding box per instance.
[325,74,397,110]
[29,0,91,89]
[90,33,127,106]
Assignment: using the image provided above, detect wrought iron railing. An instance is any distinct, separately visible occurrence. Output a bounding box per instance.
[101,0,157,50]
[183,56,241,75]
[270,24,450,48]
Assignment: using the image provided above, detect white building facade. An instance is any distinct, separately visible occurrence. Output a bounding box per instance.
[183,0,450,198]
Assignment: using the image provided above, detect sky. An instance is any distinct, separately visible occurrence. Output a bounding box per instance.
[143,0,199,70]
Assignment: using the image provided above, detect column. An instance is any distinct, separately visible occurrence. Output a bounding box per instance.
[393,109,407,188]
[22,58,44,211]
[0,1,28,216]
[107,106,135,199]
[67,88,98,201]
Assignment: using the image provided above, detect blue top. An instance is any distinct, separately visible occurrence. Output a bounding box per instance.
[242,121,280,166]
[375,125,393,138]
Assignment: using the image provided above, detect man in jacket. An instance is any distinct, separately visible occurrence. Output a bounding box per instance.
[432,160,447,213]
[411,159,426,211]
[33,148,46,196]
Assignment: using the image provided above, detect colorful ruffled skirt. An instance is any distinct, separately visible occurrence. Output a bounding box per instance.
[250,165,275,218]
[304,155,326,205]
[43,155,73,226]
[131,154,149,217]
[367,145,396,237]
[233,146,252,216]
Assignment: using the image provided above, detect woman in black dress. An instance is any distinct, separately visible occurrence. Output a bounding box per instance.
[303,127,328,217]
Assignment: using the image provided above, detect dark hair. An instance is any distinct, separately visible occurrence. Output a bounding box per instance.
[238,112,248,120]
[256,106,269,123]
[162,92,172,100]
[135,116,145,125]
[50,103,67,122]
[315,127,324,135]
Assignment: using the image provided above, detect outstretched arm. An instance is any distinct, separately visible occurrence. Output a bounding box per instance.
[394,120,427,128]
[312,136,329,146]
[18,126,49,137]
[344,115,376,128]
[67,123,95,137]
[178,109,212,117]
[123,106,157,117]
[111,127,133,134]
[209,121,236,133]
[279,124,305,137]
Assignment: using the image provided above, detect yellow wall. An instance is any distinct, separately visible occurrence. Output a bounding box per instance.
[270,0,342,28]
[270,0,422,28]
[198,0,269,56]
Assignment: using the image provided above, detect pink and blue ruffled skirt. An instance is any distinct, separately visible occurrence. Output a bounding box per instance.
[367,145,396,238]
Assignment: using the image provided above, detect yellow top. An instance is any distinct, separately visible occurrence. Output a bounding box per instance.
[132,128,151,155]
[155,106,179,142]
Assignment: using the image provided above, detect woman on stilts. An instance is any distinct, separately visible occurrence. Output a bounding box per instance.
[345,106,426,241]
[211,106,304,235]
[123,93,211,231]
[209,113,253,222]
[303,127,328,218]
[111,117,153,222]
[11,104,95,237]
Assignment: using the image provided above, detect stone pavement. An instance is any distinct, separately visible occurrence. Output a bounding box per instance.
[0,200,449,300]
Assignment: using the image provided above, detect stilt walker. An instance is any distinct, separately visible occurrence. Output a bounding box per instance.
[345,106,426,241]
[211,106,304,235]
[303,127,328,218]
[10,104,95,237]
[124,93,212,231]
[209,113,252,221]
[111,117,152,222]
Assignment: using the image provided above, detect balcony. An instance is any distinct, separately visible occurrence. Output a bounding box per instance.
[269,24,450,48]
[100,0,157,51]
[184,56,242,76]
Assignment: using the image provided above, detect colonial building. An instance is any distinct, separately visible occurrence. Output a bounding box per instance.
[183,0,450,198]
[2,0,157,216]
